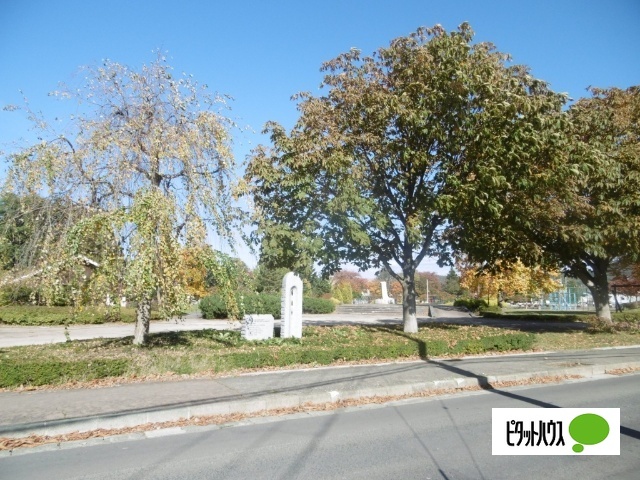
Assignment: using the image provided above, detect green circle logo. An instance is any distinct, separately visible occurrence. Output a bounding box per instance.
[569,413,610,453]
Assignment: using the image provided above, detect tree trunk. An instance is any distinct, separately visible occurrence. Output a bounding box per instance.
[588,281,612,324]
[401,274,418,333]
[573,257,612,324]
[133,296,151,345]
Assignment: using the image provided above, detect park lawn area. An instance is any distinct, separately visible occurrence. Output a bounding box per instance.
[1,320,639,390]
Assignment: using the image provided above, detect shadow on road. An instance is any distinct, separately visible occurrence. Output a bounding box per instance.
[428,357,640,441]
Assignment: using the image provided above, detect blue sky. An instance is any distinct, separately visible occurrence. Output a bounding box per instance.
[1,0,639,275]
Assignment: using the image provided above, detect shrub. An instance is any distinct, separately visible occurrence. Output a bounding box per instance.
[303,297,335,314]
[0,285,38,306]
[452,333,534,355]
[200,294,336,319]
[479,305,503,316]
[612,309,640,323]
[454,298,488,311]
[199,295,228,319]
[0,306,140,325]
[241,294,281,319]
[0,359,129,388]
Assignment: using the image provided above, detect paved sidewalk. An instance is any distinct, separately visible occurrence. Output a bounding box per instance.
[2,346,639,440]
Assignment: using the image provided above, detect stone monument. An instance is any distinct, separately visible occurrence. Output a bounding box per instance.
[281,272,303,338]
[241,314,274,341]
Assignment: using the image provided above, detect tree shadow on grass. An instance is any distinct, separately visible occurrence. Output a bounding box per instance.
[144,329,241,348]
[358,325,430,358]
[80,329,242,349]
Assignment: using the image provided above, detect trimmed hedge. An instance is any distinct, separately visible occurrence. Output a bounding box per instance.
[453,298,488,311]
[200,294,335,319]
[302,297,336,314]
[480,310,591,322]
[0,329,539,388]
[0,306,141,326]
[612,309,640,323]
[451,333,535,355]
[478,305,503,316]
[199,295,231,319]
[243,294,281,318]
[0,359,129,388]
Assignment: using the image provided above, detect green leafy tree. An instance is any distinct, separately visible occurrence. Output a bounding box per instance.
[206,256,255,296]
[253,265,290,295]
[443,268,462,297]
[308,274,332,298]
[451,86,639,323]
[557,86,640,321]
[332,281,354,304]
[253,261,329,298]
[0,193,84,273]
[246,24,566,332]
[4,53,241,344]
[0,193,38,271]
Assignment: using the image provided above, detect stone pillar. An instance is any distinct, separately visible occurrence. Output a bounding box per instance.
[281,272,303,338]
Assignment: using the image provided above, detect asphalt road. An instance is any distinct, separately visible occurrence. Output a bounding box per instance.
[2,375,639,480]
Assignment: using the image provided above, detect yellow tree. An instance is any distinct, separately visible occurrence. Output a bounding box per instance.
[459,259,561,304]
[180,247,210,300]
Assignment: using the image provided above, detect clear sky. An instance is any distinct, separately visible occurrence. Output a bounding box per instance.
[1,0,639,275]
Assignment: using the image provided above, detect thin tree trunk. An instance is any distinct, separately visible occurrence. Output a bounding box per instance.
[133,296,151,345]
[402,275,418,333]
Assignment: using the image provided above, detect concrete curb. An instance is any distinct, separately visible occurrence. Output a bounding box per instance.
[3,360,639,441]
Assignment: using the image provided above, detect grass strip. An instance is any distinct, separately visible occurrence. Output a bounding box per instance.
[0,325,534,389]
[1,317,639,390]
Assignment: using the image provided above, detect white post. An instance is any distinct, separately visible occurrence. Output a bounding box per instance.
[281,272,303,338]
